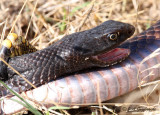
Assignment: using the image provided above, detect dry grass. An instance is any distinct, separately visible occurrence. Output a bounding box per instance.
[0,0,160,114]
[0,0,160,49]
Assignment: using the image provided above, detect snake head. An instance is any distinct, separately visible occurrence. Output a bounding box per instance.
[73,20,135,56]
[72,20,135,67]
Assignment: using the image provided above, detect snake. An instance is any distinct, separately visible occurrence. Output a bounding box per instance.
[0,20,134,97]
[1,20,160,114]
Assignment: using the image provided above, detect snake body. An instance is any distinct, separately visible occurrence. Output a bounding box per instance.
[1,20,160,114]
[0,20,134,96]
[1,21,160,114]
[21,20,160,103]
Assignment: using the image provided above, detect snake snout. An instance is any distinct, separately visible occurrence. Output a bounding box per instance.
[127,24,135,37]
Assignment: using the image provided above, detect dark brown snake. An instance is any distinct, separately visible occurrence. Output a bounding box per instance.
[1,20,160,115]
[0,20,134,96]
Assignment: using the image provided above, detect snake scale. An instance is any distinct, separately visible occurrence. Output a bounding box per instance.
[2,20,160,114]
[0,20,134,97]
[1,21,160,114]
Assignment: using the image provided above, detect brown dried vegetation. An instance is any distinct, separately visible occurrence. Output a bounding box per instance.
[0,0,160,114]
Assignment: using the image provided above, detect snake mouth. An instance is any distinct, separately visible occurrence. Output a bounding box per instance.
[93,48,130,66]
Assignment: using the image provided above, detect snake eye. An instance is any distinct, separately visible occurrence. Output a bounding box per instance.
[108,33,118,40]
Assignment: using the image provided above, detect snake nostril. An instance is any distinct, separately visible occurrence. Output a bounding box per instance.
[128,29,133,35]
[128,25,135,35]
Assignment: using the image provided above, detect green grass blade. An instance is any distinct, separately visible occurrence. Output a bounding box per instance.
[58,8,67,32]
[48,106,71,110]
[70,2,90,17]
[0,80,42,115]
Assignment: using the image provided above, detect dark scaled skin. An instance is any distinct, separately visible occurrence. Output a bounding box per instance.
[1,20,134,93]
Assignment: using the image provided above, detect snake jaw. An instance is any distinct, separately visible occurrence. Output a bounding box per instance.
[92,48,130,66]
